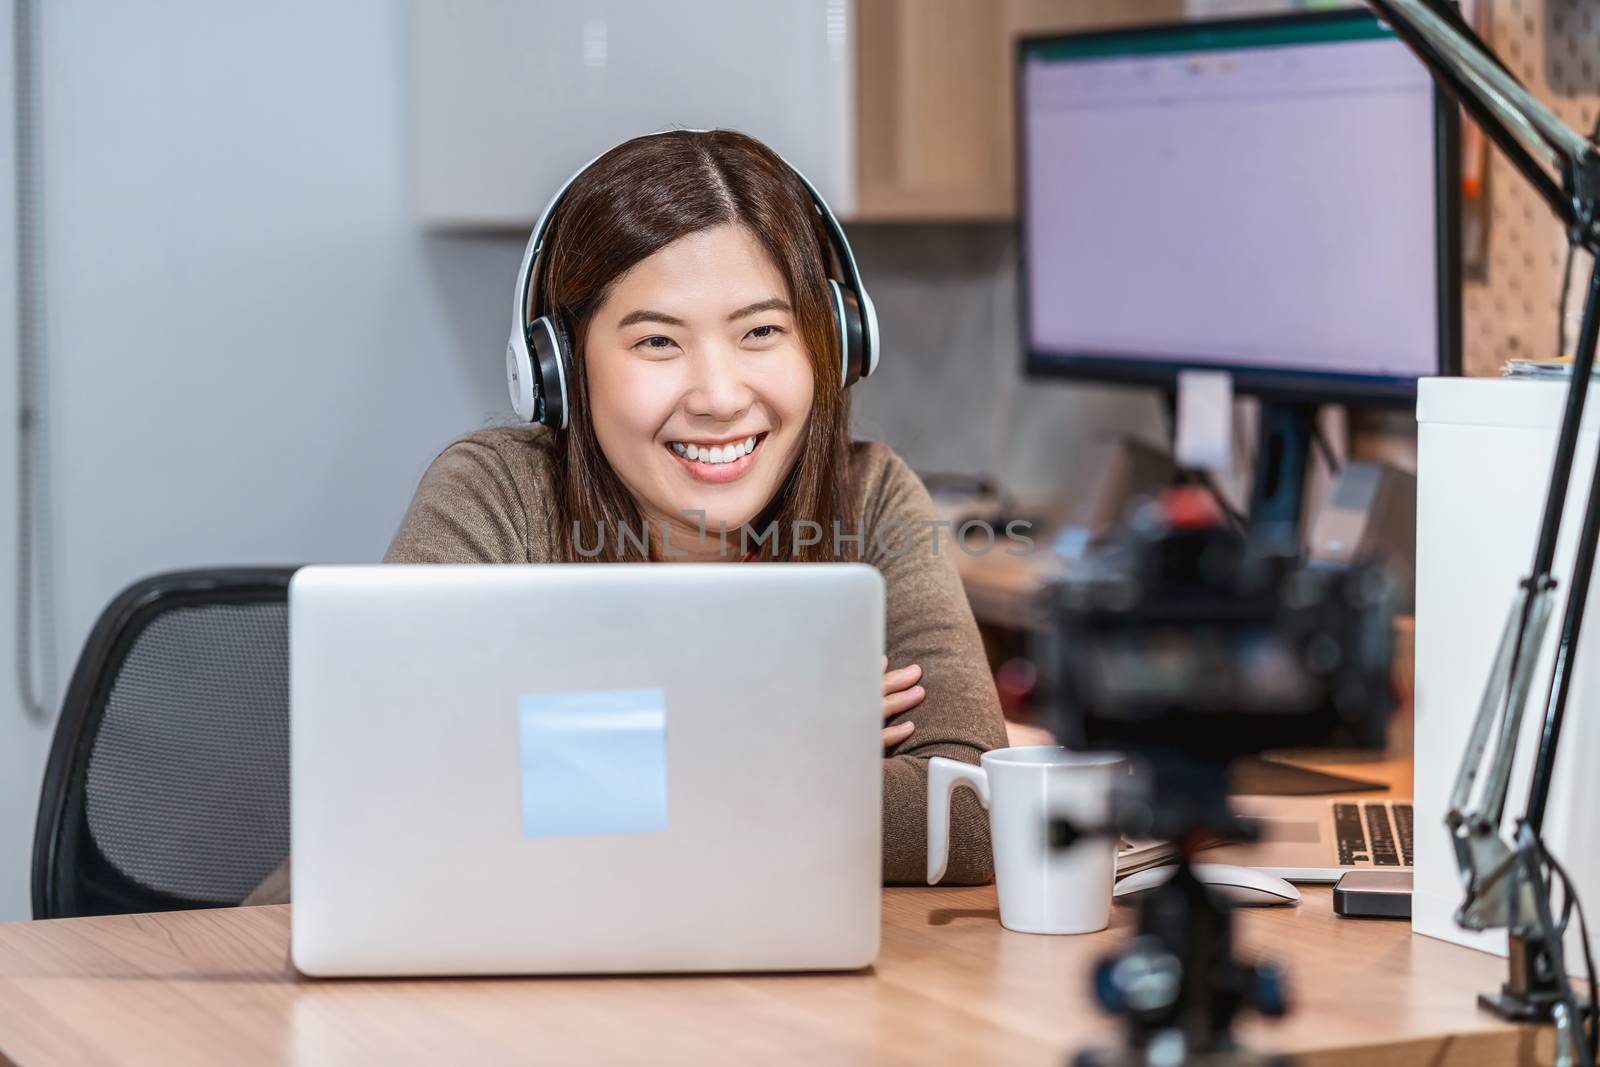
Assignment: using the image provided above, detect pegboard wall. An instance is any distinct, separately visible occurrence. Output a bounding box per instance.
[1463,0,1600,374]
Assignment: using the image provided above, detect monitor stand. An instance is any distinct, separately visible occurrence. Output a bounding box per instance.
[1246,401,1318,556]
[1158,389,1319,553]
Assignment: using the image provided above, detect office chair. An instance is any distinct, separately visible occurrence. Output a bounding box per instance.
[31,568,297,919]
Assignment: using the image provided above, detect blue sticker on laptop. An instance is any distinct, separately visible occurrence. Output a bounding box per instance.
[517,687,668,837]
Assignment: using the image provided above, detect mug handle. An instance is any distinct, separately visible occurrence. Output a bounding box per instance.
[927,757,989,885]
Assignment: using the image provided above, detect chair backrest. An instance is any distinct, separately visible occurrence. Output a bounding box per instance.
[32,569,297,919]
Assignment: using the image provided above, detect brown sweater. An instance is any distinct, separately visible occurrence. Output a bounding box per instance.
[246,427,1004,904]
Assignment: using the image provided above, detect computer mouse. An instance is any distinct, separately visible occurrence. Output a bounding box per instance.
[1114,863,1301,907]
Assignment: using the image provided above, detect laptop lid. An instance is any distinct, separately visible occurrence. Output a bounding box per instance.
[290,563,884,976]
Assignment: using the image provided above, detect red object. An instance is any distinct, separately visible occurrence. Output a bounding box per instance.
[1160,486,1224,530]
[995,657,1038,721]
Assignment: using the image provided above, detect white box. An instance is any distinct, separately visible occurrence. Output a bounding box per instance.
[411,0,855,228]
[1415,376,1600,973]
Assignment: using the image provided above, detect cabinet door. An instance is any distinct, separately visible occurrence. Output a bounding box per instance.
[852,0,1182,221]
[854,0,1009,221]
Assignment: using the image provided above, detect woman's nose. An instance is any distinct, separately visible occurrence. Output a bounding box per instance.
[683,347,755,421]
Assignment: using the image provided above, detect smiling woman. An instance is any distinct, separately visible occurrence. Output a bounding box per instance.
[244,130,1006,906]
[536,131,856,568]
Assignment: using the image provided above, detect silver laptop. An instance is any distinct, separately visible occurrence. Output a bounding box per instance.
[1203,795,1415,883]
[289,563,884,977]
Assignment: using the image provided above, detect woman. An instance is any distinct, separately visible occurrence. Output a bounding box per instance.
[248,129,1004,905]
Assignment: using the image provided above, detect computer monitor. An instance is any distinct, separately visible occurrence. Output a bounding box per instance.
[1017,9,1460,407]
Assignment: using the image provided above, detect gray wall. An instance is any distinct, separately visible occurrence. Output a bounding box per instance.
[847,222,1165,507]
[1,0,29,922]
[0,0,513,921]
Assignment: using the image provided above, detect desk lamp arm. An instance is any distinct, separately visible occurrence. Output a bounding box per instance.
[1359,0,1600,866]
[1363,2,1600,1062]
[1367,0,1600,247]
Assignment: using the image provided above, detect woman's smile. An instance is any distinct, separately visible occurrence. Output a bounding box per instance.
[666,431,769,484]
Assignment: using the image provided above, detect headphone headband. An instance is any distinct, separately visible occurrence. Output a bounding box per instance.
[511,145,615,356]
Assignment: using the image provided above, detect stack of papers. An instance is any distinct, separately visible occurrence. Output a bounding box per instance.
[1502,357,1573,380]
[1116,837,1179,877]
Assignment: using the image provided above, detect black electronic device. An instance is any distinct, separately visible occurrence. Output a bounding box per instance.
[1047,493,1395,784]
[1017,8,1460,564]
[1334,871,1414,920]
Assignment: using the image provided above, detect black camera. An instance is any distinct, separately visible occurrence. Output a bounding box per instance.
[1043,488,1395,782]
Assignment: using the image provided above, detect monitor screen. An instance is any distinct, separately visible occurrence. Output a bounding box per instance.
[1018,12,1458,404]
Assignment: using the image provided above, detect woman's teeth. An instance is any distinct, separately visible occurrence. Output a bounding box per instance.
[670,436,758,465]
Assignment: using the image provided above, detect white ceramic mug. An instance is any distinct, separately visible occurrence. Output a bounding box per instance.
[927,746,1123,935]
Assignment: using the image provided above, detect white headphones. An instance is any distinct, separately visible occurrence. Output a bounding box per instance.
[505,132,880,428]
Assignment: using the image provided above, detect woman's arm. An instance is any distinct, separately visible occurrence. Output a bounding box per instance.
[859,444,1010,885]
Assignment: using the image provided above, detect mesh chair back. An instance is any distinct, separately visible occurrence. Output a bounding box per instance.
[32,569,296,919]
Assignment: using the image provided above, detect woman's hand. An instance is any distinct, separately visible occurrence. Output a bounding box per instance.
[882,656,925,750]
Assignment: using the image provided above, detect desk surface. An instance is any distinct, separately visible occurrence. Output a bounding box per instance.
[0,881,1549,1067]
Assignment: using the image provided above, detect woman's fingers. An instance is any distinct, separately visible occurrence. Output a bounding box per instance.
[882,662,924,748]
[883,684,926,719]
[882,721,915,749]
[882,662,922,695]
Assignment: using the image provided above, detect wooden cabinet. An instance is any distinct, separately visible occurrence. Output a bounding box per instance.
[851,0,1183,221]
[853,0,1010,220]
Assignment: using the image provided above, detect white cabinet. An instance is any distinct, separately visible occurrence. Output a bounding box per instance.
[411,0,855,227]
[1414,377,1600,973]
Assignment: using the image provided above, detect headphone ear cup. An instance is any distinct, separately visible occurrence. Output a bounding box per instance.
[828,279,866,389]
[507,332,539,424]
[857,286,880,379]
[527,315,574,429]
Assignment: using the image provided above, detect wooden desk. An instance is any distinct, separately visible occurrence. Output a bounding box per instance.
[0,885,1550,1066]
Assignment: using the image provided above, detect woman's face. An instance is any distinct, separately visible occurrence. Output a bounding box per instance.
[583,223,817,540]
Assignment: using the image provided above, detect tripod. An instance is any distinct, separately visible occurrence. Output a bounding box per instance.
[1073,831,1290,1067]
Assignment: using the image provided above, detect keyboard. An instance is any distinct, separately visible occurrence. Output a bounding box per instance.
[1333,802,1414,868]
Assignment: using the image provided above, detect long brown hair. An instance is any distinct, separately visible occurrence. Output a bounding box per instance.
[535,129,853,562]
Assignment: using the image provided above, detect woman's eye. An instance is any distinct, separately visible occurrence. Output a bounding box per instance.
[745,324,786,342]
[633,335,678,353]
